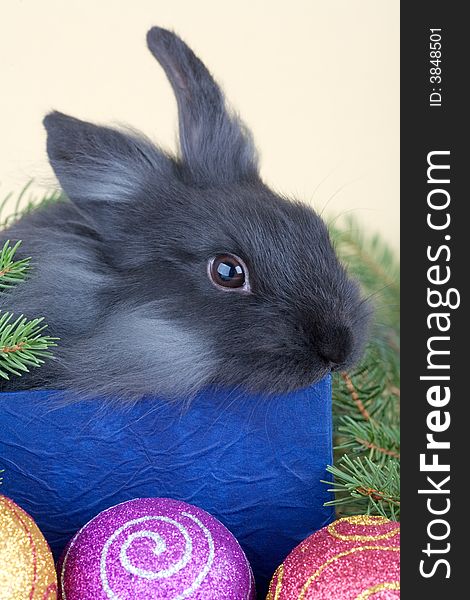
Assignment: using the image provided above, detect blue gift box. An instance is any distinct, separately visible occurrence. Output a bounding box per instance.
[0,378,334,597]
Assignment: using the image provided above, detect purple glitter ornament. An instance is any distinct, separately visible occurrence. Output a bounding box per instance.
[59,498,255,599]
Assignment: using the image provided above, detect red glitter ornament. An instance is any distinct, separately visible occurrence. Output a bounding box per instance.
[267,515,400,599]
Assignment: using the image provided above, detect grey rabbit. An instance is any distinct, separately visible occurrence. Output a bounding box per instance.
[0,27,370,401]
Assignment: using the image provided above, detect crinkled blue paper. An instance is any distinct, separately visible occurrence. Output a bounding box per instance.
[0,378,334,597]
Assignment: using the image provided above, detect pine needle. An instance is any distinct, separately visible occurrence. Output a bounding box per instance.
[0,311,58,380]
[0,240,31,289]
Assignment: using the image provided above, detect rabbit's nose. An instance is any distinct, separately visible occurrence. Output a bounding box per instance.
[317,324,352,366]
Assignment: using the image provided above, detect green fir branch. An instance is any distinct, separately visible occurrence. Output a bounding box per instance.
[336,416,400,462]
[323,455,400,521]
[0,311,58,380]
[327,215,400,520]
[0,240,31,289]
[0,232,60,380]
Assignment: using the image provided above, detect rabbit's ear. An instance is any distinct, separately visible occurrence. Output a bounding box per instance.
[147,27,258,187]
[44,111,172,206]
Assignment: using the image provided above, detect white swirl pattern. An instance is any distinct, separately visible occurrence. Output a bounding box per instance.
[100,511,215,599]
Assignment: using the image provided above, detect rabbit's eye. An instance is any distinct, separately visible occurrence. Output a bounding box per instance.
[208,254,250,292]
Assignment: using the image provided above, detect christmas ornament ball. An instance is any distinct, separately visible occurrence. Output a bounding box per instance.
[0,495,58,599]
[267,515,400,599]
[59,497,255,599]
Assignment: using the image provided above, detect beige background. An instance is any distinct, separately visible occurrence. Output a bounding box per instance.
[0,0,399,250]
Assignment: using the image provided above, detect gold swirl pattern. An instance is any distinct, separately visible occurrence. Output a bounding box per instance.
[297,545,400,600]
[354,581,400,598]
[327,516,400,542]
[266,564,284,600]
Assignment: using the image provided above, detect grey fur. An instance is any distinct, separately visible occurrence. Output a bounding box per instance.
[0,27,371,401]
